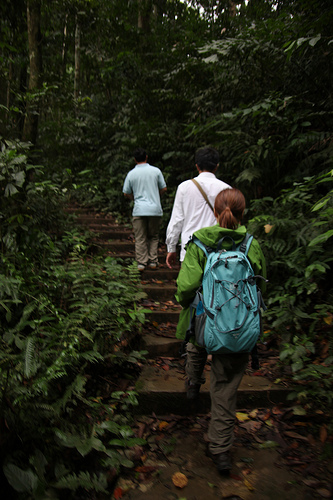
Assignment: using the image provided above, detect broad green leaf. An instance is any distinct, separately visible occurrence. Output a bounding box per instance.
[4,464,38,493]
[308,230,333,247]
[309,35,321,47]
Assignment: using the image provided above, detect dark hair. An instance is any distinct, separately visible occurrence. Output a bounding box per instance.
[214,188,245,230]
[195,147,219,172]
[133,148,147,163]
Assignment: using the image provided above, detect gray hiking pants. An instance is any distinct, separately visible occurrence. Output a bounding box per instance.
[132,216,161,266]
[208,352,249,454]
[186,342,248,455]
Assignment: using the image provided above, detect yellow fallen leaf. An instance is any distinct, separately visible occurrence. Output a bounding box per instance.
[324,315,332,325]
[264,224,274,233]
[172,472,188,488]
[236,412,250,422]
[244,478,255,491]
[158,421,169,431]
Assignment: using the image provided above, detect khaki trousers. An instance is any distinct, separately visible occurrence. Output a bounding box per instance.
[186,342,248,455]
[132,216,161,266]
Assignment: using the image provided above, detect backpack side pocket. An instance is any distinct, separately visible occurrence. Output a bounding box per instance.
[194,292,207,347]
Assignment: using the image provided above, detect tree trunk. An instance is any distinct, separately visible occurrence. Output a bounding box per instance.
[229,0,237,17]
[138,0,151,32]
[74,14,80,99]
[61,13,68,79]
[22,0,42,144]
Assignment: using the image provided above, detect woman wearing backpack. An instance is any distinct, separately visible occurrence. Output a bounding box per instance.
[175,187,267,475]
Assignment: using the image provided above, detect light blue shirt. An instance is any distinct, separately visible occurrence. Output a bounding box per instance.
[123,163,167,216]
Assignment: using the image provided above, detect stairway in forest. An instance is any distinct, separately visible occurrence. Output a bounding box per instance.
[67,205,291,415]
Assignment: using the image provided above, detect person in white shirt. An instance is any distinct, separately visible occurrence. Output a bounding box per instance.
[165,147,231,268]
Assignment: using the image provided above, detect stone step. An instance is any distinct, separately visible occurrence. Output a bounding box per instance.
[65,207,96,214]
[91,231,134,240]
[144,309,180,323]
[141,332,182,358]
[142,284,177,301]
[101,251,169,265]
[73,215,124,225]
[66,209,117,220]
[87,223,131,229]
[134,362,291,415]
[91,239,135,251]
[141,267,179,280]
[90,241,171,259]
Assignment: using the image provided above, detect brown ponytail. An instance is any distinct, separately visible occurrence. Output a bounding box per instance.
[214,188,245,229]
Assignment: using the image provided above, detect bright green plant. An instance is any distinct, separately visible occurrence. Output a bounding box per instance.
[248,169,333,410]
[249,170,333,337]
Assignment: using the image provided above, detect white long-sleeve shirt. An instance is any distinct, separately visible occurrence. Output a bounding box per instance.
[165,172,231,261]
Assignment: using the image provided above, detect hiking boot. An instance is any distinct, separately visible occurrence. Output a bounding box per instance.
[137,264,145,271]
[207,449,232,475]
[186,379,201,400]
[148,262,158,269]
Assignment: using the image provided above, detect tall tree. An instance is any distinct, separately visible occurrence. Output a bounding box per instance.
[138,0,152,31]
[22,0,42,144]
[74,12,81,99]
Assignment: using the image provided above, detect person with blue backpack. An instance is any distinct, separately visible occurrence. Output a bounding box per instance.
[175,188,267,475]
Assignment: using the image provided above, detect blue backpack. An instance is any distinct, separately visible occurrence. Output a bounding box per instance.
[185,233,267,355]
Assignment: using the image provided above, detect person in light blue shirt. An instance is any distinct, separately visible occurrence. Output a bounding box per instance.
[123,148,167,271]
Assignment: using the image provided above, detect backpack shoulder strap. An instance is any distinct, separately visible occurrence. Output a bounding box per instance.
[191,179,214,212]
[238,233,253,256]
[191,235,211,257]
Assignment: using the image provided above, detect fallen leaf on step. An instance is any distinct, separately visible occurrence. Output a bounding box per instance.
[172,472,188,488]
[283,431,308,441]
[236,412,250,422]
[317,489,332,498]
[158,421,170,430]
[113,487,123,499]
[320,424,328,443]
[243,478,255,491]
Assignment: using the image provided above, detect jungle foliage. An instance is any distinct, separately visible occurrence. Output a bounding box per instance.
[0,0,332,497]
[0,139,148,497]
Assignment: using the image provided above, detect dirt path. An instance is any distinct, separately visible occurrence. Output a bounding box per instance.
[115,410,332,500]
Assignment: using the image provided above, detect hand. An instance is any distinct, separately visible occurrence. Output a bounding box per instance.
[166,252,177,269]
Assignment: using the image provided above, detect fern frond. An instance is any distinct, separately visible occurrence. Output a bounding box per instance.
[24,337,36,378]
[80,351,104,363]
[54,373,87,412]
[55,471,107,492]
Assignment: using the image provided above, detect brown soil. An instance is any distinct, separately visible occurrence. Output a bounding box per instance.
[115,409,333,500]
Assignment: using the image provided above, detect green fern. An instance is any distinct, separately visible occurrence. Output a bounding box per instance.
[53,373,88,412]
[24,337,36,378]
[55,470,108,492]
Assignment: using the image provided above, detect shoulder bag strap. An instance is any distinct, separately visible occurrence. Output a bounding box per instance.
[191,178,214,213]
